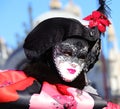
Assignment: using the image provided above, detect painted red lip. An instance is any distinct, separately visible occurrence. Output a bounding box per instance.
[67,69,76,74]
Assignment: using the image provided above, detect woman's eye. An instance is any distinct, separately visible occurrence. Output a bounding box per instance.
[77,54,86,59]
[63,51,72,57]
[64,53,70,57]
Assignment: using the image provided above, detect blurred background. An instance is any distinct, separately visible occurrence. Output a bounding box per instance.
[0,0,120,104]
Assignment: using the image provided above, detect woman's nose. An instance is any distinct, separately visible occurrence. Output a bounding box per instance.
[71,63,77,68]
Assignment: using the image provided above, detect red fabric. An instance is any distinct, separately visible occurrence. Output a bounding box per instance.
[0,70,27,86]
[83,11,111,32]
[0,70,35,102]
[55,84,72,96]
[104,102,120,109]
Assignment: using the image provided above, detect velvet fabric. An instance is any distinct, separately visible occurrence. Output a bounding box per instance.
[23,18,100,61]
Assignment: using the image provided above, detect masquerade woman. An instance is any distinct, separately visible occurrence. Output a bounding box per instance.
[0,0,120,109]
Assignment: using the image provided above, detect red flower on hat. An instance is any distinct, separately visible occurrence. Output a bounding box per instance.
[83,11,111,32]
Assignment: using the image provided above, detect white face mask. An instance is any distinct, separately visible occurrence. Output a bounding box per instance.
[53,38,89,82]
[54,56,85,82]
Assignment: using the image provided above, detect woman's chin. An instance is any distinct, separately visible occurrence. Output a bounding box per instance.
[62,77,75,82]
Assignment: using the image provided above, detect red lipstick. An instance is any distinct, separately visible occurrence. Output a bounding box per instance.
[67,69,76,74]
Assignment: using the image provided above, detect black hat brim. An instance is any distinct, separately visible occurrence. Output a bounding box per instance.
[23,17,100,60]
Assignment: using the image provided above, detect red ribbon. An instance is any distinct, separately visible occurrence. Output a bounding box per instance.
[83,11,111,32]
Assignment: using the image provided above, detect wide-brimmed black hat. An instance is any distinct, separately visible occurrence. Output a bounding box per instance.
[23,17,100,60]
[23,0,111,60]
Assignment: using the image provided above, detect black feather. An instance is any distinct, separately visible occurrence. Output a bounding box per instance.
[97,0,111,17]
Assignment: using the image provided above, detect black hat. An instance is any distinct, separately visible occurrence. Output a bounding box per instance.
[23,17,100,60]
[23,0,111,61]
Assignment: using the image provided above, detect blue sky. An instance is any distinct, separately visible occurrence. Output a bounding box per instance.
[0,0,120,58]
